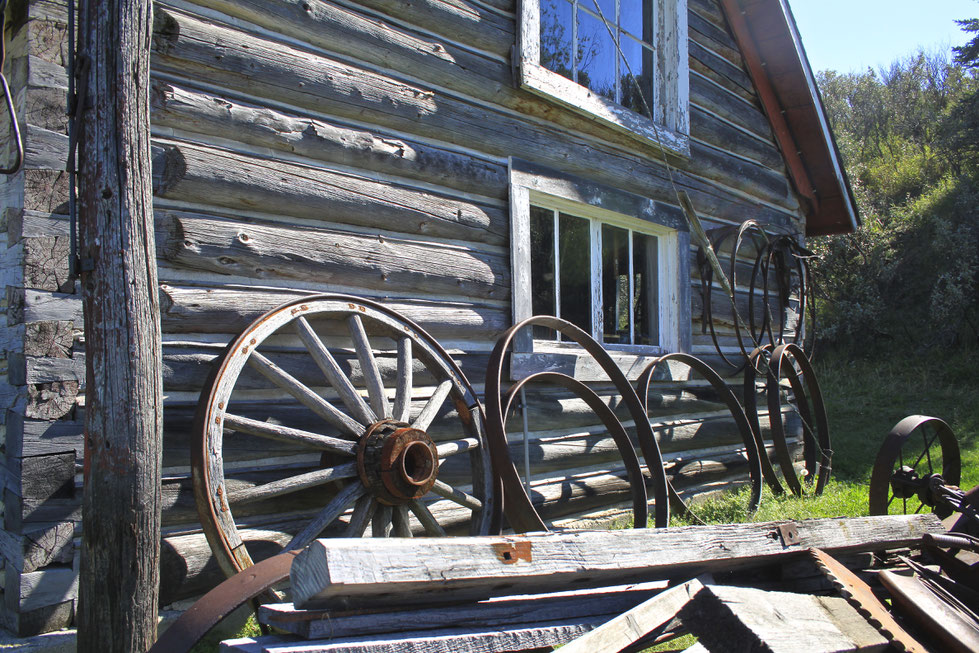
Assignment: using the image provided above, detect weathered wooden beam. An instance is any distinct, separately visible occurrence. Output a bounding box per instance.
[150,83,509,201]
[151,141,507,245]
[76,0,162,649]
[557,576,708,653]
[290,514,942,608]
[157,210,510,302]
[678,584,889,652]
[221,620,600,653]
[6,288,82,326]
[259,583,669,639]
[0,521,74,573]
[156,284,508,338]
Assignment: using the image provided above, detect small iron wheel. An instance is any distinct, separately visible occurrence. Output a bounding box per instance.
[192,294,499,578]
[869,415,961,517]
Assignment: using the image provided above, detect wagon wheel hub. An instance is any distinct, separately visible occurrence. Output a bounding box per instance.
[356,420,439,505]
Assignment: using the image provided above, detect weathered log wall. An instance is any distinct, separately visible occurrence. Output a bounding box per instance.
[0,0,810,633]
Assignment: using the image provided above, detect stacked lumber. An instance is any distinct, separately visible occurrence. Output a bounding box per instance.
[220,514,943,652]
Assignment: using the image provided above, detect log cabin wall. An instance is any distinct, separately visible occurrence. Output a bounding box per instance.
[0,0,807,634]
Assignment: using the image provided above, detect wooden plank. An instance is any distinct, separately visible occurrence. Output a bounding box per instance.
[221,619,600,652]
[157,210,510,302]
[290,514,943,608]
[557,576,708,653]
[259,583,664,638]
[679,584,888,652]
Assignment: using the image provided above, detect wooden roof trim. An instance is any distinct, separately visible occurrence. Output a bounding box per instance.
[717,0,860,235]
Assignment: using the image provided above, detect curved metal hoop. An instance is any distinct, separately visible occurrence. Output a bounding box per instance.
[767,343,832,495]
[500,372,649,529]
[485,315,670,531]
[637,352,764,518]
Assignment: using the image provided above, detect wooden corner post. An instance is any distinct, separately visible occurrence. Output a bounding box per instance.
[75,0,163,651]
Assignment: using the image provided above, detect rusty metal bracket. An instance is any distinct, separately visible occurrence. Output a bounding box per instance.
[776,522,801,546]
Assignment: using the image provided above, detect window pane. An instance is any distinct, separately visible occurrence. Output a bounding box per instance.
[633,231,659,346]
[540,0,574,81]
[576,9,616,101]
[583,0,615,22]
[602,224,630,344]
[559,213,592,335]
[620,35,653,115]
[620,0,653,44]
[530,206,557,340]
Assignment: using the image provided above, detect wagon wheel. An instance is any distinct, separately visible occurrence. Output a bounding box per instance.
[192,294,499,578]
[868,415,961,517]
[485,316,670,532]
[637,353,764,520]
[766,343,831,496]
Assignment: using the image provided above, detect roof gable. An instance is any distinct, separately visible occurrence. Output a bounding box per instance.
[719,0,860,235]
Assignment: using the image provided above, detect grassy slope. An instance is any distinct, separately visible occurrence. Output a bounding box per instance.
[669,347,979,526]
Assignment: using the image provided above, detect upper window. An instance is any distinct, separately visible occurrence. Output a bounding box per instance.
[518,0,689,153]
[509,159,690,378]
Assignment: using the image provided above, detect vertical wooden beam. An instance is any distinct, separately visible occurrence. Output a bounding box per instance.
[74,0,162,651]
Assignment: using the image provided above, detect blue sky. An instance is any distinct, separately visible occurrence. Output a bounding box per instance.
[788,0,978,74]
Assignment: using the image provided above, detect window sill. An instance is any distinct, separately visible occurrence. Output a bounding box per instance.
[520,62,690,158]
[511,346,670,382]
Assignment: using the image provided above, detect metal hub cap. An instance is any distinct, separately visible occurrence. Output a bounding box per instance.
[357,421,439,505]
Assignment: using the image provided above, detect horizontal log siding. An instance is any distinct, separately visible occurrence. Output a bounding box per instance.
[2,0,811,616]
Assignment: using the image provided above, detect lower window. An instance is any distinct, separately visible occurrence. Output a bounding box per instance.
[509,158,690,377]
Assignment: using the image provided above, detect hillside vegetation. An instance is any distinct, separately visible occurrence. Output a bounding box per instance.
[812,19,979,351]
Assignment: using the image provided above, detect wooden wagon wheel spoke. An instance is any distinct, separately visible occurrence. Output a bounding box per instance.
[294,315,376,425]
[223,413,357,455]
[347,313,391,419]
[393,337,413,423]
[409,499,448,536]
[193,294,499,579]
[285,482,367,551]
[412,379,453,431]
[344,494,377,537]
[392,505,413,537]
[246,351,363,436]
[372,504,393,537]
[436,437,481,458]
[229,463,359,506]
[430,479,484,511]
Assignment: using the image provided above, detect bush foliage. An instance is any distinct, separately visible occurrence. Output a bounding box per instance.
[811,21,979,351]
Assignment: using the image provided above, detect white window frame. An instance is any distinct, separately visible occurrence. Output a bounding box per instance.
[518,0,690,155]
[509,158,691,380]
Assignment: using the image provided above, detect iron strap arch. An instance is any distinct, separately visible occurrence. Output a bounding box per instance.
[485,315,671,531]
[636,352,765,519]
